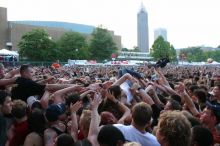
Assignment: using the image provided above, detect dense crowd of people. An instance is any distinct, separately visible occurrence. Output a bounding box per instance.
[0,62,220,146]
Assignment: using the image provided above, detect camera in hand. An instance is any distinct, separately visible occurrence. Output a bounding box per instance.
[155,58,170,68]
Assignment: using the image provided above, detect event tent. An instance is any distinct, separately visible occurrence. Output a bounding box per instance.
[0,49,19,56]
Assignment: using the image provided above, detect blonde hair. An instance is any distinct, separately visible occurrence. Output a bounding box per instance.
[158,111,191,146]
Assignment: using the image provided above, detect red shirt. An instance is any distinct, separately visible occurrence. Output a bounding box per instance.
[195,113,220,144]
[9,120,29,146]
[51,63,61,69]
[211,128,220,144]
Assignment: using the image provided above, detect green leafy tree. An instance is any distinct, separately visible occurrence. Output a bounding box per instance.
[170,45,177,61]
[57,31,88,61]
[133,46,139,52]
[180,47,206,62]
[150,36,177,61]
[18,29,57,61]
[89,27,118,61]
[205,50,220,62]
[121,48,129,51]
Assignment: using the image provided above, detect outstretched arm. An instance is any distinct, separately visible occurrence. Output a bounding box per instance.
[69,101,83,142]
[52,85,82,103]
[88,93,102,146]
[0,77,17,86]
[106,90,130,124]
[178,83,200,116]
[112,73,137,86]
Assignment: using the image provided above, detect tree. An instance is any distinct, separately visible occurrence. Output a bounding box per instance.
[18,29,57,61]
[180,47,206,62]
[132,46,139,52]
[89,27,118,61]
[150,36,176,61]
[121,48,129,51]
[170,45,177,61]
[57,31,88,61]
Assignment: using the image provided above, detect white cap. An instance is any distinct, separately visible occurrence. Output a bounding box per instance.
[27,96,39,108]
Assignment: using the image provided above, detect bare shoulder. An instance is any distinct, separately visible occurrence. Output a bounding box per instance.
[28,132,42,139]
[44,128,57,146]
[24,132,43,146]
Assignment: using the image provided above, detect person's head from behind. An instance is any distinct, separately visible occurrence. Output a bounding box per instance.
[0,91,12,115]
[98,125,125,146]
[109,85,122,100]
[28,108,46,134]
[131,102,152,128]
[164,99,182,111]
[45,103,66,123]
[12,99,27,120]
[170,94,181,104]
[191,125,213,146]
[66,94,81,107]
[193,89,206,104]
[156,111,191,146]
[55,133,74,146]
[20,64,34,80]
[100,111,118,125]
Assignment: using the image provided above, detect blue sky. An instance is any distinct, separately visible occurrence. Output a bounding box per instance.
[1,0,220,49]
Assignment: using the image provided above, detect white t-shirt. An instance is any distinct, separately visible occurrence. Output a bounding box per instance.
[120,82,133,103]
[114,124,160,146]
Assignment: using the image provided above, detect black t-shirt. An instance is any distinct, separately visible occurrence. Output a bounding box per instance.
[0,114,14,146]
[0,115,7,146]
[11,77,46,102]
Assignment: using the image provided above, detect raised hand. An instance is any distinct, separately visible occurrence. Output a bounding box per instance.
[90,92,102,110]
[70,101,82,113]
[106,89,117,103]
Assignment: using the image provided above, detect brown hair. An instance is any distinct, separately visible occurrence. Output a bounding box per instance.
[158,111,191,146]
[12,99,27,119]
[132,102,152,127]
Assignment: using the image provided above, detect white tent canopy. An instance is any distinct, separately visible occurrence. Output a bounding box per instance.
[0,49,19,56]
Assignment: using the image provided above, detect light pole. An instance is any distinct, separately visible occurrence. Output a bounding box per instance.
[75,49,78,60]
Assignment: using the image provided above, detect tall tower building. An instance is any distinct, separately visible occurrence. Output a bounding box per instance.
[154,28,167,41]
[137,3,149,52]
[0,7,8,49]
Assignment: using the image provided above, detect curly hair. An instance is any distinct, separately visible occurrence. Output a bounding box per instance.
[158,111,191,146]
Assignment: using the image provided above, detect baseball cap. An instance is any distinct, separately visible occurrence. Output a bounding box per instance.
[206,101,220,123]
[45,103,66,122]
[27,96,39,108]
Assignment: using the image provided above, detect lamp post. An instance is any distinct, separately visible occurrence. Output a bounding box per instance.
[75,49,78,60]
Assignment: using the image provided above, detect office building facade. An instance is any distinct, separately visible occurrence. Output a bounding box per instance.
[137,4,149,53]
[0,7,121,51]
